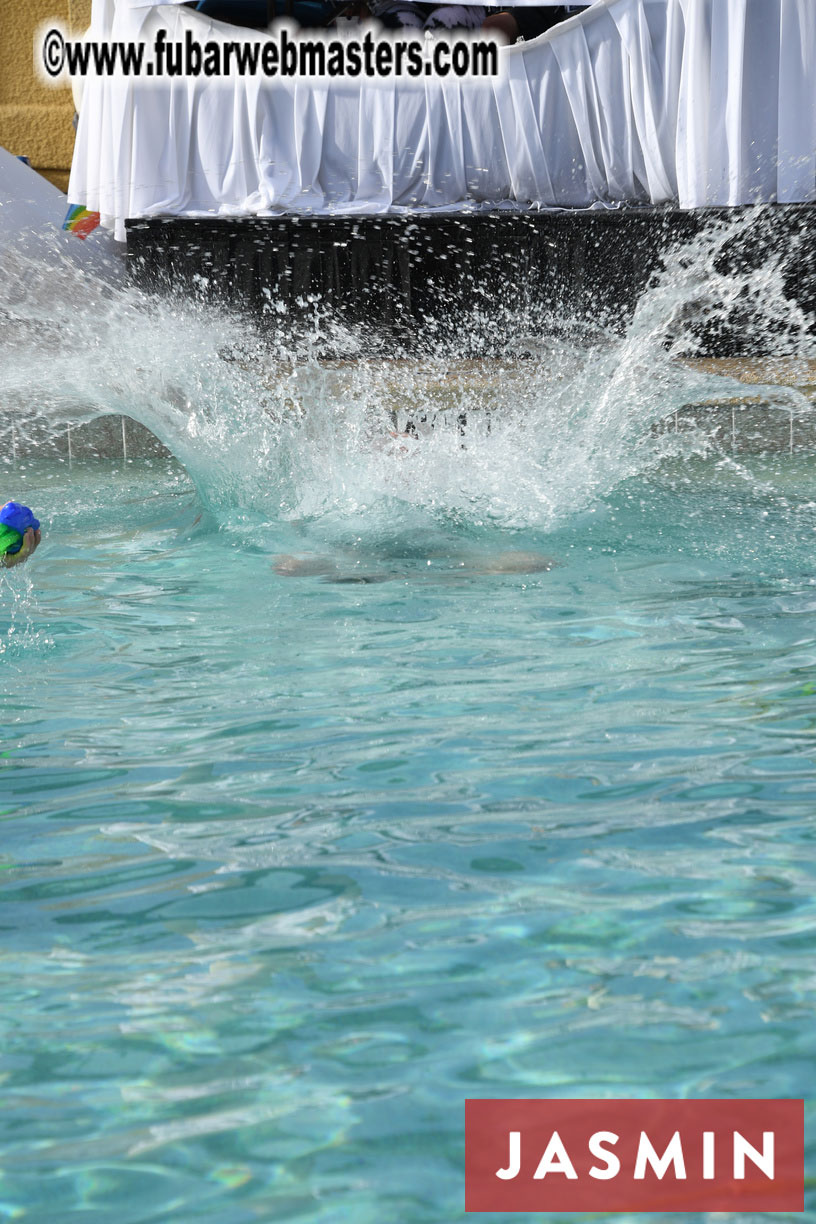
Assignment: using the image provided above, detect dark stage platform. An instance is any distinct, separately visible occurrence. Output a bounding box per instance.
[126,206,816,355]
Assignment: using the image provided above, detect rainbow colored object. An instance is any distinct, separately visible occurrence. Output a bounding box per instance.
[0,502,39,555]
[62,204,101,240]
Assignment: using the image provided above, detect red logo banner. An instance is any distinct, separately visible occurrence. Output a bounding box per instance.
[465,1099,804,1212]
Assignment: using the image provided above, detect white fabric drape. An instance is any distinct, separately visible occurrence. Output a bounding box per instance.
[69,0,816,241]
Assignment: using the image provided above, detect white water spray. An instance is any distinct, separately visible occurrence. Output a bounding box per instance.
[1,211,813,534]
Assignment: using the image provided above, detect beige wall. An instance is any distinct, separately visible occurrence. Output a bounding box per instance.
[0,0,92,191]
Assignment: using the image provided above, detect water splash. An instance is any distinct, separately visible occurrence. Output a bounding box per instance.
[0,566,54,659]
[1,211,813,534]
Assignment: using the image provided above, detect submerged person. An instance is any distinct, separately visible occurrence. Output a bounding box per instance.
[273,549,556,581]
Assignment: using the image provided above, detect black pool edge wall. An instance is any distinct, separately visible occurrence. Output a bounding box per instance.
[125,205,816,355]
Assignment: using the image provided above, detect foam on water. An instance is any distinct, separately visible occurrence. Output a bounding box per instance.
[1,210,814,537]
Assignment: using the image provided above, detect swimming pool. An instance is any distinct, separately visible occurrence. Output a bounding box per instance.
[1,216,815,1221]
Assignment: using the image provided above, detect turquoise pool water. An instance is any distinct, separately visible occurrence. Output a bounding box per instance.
[3,448,815,1222]
[1,216,815,1221]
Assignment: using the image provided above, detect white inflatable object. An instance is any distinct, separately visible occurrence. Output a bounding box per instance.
[0,145,122,282]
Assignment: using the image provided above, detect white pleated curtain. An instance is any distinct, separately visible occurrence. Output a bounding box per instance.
[70,0,816,240]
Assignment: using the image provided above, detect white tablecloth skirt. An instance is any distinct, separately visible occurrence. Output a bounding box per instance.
[69,0,816,241]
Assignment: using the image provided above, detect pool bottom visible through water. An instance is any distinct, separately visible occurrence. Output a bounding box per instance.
[2,209,816,1220]
[2,444,816,1223]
